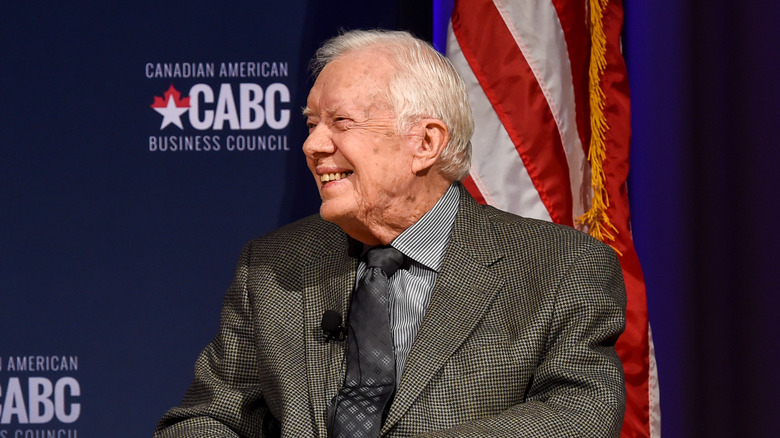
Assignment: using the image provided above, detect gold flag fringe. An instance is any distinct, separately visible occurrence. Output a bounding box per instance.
[578,0,622,255]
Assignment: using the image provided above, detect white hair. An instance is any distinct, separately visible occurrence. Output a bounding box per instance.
[310,29,474,181]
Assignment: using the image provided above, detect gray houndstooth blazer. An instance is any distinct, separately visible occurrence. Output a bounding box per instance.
[155,184,627,437]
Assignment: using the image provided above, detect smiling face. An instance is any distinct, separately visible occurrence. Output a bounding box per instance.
[302,49,423,244]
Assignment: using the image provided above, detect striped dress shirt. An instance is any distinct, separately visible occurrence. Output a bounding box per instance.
[354,184,460,386]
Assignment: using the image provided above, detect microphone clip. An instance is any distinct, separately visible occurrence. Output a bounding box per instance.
[320,310,346,342]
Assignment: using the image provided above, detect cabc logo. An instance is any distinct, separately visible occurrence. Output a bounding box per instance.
[150,84,290,131]
[0,355,80,438]
[145,61,293,153]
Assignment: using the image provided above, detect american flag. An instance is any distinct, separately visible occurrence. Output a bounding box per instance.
[446,0,659,436]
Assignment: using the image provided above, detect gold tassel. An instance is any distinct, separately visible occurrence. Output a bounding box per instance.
[578,0,622,255]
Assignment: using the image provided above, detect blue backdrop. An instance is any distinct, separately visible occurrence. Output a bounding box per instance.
[0,1,426,436]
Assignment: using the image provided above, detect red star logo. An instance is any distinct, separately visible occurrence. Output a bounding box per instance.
[151,85,191,129]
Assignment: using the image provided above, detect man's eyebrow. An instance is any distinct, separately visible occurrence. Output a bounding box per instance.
[303,106,337,118]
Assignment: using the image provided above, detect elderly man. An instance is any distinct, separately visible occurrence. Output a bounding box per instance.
[156,29,626,437]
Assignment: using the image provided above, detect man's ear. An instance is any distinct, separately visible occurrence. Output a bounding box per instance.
[411,119,449,174]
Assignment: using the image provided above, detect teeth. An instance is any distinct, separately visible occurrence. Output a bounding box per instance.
[320,172,352,183]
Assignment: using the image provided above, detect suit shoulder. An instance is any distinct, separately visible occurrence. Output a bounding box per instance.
[479,204,613,258]
[243,214,346,260]
[469,205,622,306]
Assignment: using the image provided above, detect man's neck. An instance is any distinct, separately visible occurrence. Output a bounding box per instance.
[346,180,452,246]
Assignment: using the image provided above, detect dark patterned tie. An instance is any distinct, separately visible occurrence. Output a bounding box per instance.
[329,246,404,438]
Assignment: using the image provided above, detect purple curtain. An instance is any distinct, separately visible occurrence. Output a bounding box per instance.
[627,0,780,436]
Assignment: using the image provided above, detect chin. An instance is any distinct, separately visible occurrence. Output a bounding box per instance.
[319,201,370,238]
[319,201,352,225]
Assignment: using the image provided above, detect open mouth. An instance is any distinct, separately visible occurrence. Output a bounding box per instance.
[320,171,353,184]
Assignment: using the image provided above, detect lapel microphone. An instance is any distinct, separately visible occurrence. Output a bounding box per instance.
[321,310,346,341]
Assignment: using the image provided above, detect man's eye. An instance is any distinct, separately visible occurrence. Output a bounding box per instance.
[334,118,353,129]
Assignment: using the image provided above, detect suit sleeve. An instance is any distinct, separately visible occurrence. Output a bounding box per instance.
[422,238,627,437]
[155,242,272,438]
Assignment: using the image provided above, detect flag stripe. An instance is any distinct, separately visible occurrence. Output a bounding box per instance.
[492,0,589,220]
[451,0,574,225]
[549,0,591,155]
[448,28,552,221]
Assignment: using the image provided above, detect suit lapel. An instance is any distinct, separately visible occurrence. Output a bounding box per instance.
[382,187,504,433]
[302,227,357,436]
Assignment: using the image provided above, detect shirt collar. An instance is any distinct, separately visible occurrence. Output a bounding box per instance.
[390,184,460,272]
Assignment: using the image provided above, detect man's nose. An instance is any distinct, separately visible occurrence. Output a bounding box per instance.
[302,125,335,158]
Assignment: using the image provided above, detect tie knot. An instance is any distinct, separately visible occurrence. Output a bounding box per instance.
[365,246,404,277]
